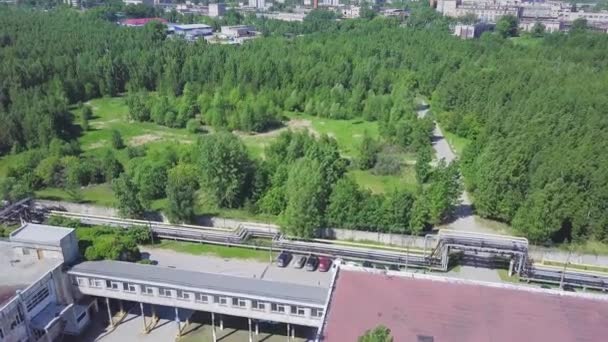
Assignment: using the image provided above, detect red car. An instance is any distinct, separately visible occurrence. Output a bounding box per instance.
[318,257,332,272]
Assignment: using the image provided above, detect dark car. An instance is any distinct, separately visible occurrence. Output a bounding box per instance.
[318,257,332,272]
[294,255,306,269]
[305,255,319,271]
[276,251,292,267]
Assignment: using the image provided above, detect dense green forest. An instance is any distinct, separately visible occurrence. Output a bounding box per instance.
[1,5,607,244]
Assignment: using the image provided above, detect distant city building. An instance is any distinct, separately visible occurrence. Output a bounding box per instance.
[209,3,227,17]
[123,0,157,6]
[320,0,339,6]
[262,12,307,21]
[341,6,361,18]
[248,0,266,9]
[434,0,608,32]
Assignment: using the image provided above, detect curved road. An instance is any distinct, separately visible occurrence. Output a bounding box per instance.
[418,105,608,265]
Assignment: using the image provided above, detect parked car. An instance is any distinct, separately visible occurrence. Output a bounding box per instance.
[318,257,332,272]
[276,251,292,267]
[305,255,319,271]
[294,255,306,269]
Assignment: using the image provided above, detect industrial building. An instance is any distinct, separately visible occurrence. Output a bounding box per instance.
[169,23,214,40]
[322,265,608,342]
[2,221,608,341]
[0,224,92,342]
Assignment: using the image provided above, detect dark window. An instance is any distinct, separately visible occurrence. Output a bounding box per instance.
[76,311,87,323]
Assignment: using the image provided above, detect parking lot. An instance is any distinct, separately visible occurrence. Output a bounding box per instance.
[139,246,333,288]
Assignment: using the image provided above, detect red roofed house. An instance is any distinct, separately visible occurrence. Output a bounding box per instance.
[120,18,168,27]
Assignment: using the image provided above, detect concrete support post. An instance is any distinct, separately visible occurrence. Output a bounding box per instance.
[140,302,147,333]
[255,321,259,336]
[119,300,124,315]
[220,315,224,330]
[152,305,157,321]
[291,326,295,339]
[175,307,181,337]
[508,258,514,277]
[248,318,253,342]
[211,312,217,342]
[106,297,114,327]
[287,323,290,342]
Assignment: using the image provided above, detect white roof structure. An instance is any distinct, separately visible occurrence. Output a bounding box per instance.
[10,223,74,246]
[170,24,213,30]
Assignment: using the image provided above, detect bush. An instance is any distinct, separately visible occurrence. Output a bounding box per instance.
[186,118,201,133]
[372,148,401,176]
[111,130,125,149]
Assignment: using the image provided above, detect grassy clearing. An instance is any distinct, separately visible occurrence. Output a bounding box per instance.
[78,97,198,152]
[497,269,521,284]
[510,36,543,48]
[35,184,116,206]
[442,129,470,157]
[557,240,608,256]
[285,112,379,157]
[348,167,418,194]
[540,260,608,274]
[152,240,274,262]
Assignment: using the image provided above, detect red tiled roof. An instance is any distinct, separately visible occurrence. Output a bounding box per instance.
[121,18,168,26]
[323,270,608,342]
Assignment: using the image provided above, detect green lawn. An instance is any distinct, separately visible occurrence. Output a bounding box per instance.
[78,97,198,152]
[497,269,521,284]
[285,112,379,157]
[348,167,418,194]
[540,260,608,274]
[35,184,116,206]
[511,36,543,48]
[152,240,274,262]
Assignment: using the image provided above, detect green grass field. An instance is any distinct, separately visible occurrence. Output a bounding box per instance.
[152,240,274,262]
[35,184,116,206]
[285,112,379,157]
[348,168,418,194]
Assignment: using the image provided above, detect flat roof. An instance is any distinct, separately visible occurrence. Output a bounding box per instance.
[10,223,73,246]
[0,241,62,306]
[323,269,608,342]
[171,24,213,30]
[69,260,328,306]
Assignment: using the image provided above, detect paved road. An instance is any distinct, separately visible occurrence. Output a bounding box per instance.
[418,105,502,235]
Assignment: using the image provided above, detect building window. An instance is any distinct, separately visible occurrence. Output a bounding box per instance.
[252,300,265,311]
[22,248,30,255]
[178,292,191,301]
[232,298,247,308]
[142,286,155,296]
[196,293,209,303]
[89,279,103,288]
[290,306,305,316]
[217,296,228,306]
[77,277,87,286]
[271,303,285,313]
[105,281,119,290]
[26,286,50,312]
[126,284,137,293]
[159,288,173,298]
[76,311,87,323]
[311,308,324,318]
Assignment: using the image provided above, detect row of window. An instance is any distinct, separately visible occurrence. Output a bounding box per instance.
[26,286,50,312]
[76,276,324,318]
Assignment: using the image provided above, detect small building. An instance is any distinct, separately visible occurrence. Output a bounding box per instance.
[220,25,256,38]
[519,19,563,33]
[120,17,169,27]
[209,2,226,17]
[10,223,80,264]
[170,23,214,40]
[453,23,492,39]
[341,6,361,19]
